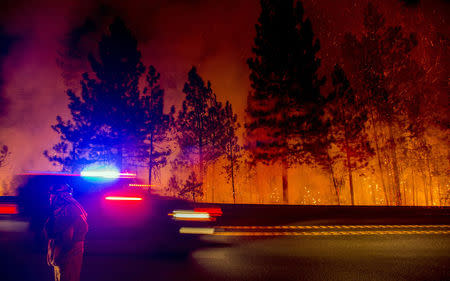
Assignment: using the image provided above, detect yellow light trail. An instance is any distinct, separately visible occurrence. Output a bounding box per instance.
[212,230,450,236]
[216,225,450,230]
[129,184,155,187]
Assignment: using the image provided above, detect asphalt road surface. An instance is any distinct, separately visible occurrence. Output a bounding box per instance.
[1,219,449,281]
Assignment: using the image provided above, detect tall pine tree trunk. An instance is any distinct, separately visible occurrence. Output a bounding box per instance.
[231,148,236,204]
[400,162,406,204]
[437,179,442,207]
[199,136,204,201]
[421,167,429,205]
[387,123,402,206]
[211,162,216,203]
[148,133,154,191]
[342,108,355,206]
[411,168,416,206]
[369,111,390,205]
[282,159,288,204]
[345,147,355,206]
[425,155,434,205]
[327,151,340,205]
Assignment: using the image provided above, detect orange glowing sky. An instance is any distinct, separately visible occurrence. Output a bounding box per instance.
[0,0,447,181]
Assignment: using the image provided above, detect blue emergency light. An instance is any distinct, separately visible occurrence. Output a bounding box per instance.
[81,169,120,179]
[80,165,136,182]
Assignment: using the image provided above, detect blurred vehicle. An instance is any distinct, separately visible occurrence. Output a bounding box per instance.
[13,170,221,254]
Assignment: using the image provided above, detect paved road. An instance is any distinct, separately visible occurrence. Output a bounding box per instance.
[1,219,449,281]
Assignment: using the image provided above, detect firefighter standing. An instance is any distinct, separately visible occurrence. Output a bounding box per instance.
[45,183,88,281]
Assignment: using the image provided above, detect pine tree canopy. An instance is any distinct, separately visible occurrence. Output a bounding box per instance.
[45,17,149,172]
[246,0,326,167]
[176,67,226,167]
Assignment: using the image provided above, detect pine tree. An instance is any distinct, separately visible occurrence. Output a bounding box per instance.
[143,66,174,187]
[166,175,181,197]
[222,101,241,204]
[327,65,374,205]
[45,17,147,172]
[179,171,203,202]
[176,67,226,192]
[246,0,326,204]
[342,3,418,205]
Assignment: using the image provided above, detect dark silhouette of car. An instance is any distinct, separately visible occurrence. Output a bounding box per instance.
[15,172,204,254]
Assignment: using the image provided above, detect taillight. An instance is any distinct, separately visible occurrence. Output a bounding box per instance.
[0,203,19,214]
[194,208,223,217]
[169,208,222,222]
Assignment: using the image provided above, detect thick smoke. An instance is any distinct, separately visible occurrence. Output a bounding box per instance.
[0,0,447,198]
[0,0,258,183]
[0,27,17,120]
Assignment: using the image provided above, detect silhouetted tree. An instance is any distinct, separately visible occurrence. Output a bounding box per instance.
[222,101,241,204]
[179,171,203,202]
[142,66,174,187]
[403,58,447,206]
[326,65,374,205]
[313,131,341,205]
[45,17,147,172]
[166,175,181,197]
[246,0,326,203]
[343,3,418,205]
[176,67,226,195]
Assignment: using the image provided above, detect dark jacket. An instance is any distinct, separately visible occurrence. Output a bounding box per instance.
[45,193,88,266]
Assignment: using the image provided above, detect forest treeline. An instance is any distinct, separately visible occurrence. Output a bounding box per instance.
[44,1,449,206]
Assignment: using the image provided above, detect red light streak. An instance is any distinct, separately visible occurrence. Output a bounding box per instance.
[0,204,19,214]
[18,172,80,177]
[194,208,223,217]
[105,196,143,201]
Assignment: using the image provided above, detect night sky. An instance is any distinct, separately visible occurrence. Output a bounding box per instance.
[0,0,448,189]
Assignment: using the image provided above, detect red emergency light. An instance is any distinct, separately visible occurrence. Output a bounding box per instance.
[104,196,143,201]
[0,203,19,214]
